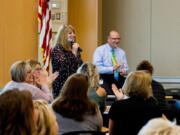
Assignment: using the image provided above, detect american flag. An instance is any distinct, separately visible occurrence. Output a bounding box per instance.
[38,0,52,70]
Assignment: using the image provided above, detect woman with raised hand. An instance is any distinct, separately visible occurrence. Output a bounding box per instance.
[27,59,58,90]
[109,71,162,135]
[2,60,53,102]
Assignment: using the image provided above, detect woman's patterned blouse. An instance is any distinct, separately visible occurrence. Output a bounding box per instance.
[51,44,83,98]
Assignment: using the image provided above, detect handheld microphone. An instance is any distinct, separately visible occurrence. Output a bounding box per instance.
[77,47,82,52]
[70,41,83,52]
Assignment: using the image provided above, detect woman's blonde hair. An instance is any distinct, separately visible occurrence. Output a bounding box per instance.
[138,118,180,135]
[33,100,58,135]
[122,71,152,99]
[54,24,76,51]
[77,62,99,88]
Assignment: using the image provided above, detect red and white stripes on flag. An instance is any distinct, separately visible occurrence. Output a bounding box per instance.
[38,0,52,70]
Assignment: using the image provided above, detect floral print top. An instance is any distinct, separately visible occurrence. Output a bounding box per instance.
[51,44,83,98]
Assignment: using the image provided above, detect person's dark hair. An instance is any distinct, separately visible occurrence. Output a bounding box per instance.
[52,73,97,121]
[136,60,154,75]
[0,89,34,135]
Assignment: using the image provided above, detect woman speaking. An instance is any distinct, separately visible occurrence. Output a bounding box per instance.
[51,25,83,98]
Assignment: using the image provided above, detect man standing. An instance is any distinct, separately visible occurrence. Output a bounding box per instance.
[93,30,128,95]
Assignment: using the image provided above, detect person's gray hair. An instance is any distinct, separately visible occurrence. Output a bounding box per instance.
[10,60,28,82]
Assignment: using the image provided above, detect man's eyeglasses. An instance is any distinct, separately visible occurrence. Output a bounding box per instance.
[110,37,120,40]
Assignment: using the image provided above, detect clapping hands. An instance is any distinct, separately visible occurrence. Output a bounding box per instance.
[111,83,124,100]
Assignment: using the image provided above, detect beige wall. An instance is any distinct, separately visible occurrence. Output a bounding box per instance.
[68,0,102,62]
[0,0,38,87]
[102,0,180,77]
[0,0,102,87]
[1,0,180,88]
[102,0,151,73]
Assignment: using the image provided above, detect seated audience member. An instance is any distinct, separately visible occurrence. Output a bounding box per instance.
[77,62,106,114]
[109,71,162,135]
[1,60,53,102]
[27,59,58,89]
[26,59,42,87]
[112,60,166,108]
[136,60,166,110]
[93,30,128,95]
[33,99,58,135]
[138,118,180,135]
[52,73,103,135]
[0,89,34,135]
[136,60,178,121]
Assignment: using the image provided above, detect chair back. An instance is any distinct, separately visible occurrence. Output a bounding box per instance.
[165,88,180,99]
